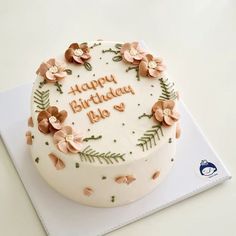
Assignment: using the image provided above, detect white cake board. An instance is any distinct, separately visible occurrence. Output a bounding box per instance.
[0,83,231,236]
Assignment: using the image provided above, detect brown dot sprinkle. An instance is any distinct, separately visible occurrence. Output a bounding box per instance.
[152,171,160,180]
[83,187,93,196]
[111,195,115,202]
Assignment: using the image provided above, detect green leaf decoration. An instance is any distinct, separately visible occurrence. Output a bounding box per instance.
[115,43,122,49]
[159,78,177,101]
[65,69,72,75]
[54,81,63,94]
[38,79,47,89]
[112,55,122,62]
[138,113,153,119]
[136,124,163,151]
[83,135,102,142]
[79,146,125,164]
[90,42,102,49]
[84,61,92,71]
[102,48,120,54]
[126,66,140,81]
[33,89,50,111]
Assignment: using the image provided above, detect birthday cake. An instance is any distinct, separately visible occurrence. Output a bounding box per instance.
[26,41,181,207]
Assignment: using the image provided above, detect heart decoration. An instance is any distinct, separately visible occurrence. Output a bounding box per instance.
[113,102,125,112]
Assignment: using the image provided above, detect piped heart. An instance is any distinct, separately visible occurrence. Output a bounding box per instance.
[114,102,125,112]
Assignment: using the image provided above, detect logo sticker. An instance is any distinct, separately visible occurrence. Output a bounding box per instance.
[199,160,218,178]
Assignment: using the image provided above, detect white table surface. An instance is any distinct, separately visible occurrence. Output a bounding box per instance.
[0,0,235,235]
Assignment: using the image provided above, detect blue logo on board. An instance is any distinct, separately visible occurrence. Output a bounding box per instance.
[199,160,217,177]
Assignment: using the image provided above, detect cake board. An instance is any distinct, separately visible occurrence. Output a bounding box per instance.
[0,83,231,236]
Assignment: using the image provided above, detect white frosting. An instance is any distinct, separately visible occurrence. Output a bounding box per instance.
[29,41,178,207]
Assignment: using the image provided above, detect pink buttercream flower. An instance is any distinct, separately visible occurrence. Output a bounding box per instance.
[53,126,83,154]
[152,100,180,127]
[36,58,67,83]
[139,54,165,78]
[65,43,91,64]
[120,42,145,65]
[37,106,67,134]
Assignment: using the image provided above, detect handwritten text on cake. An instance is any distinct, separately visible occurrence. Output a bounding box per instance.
[68,74,135,123]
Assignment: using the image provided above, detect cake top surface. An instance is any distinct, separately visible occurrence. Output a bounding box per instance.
[30,41,180,166]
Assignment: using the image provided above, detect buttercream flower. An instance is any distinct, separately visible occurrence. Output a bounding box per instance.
[36,58,67,83]
[120,42,145,65]
[65,43,91,64]
[139,54,165,78]
[37,106,67,134]
[53,126,83,153]
[152,100,179,127]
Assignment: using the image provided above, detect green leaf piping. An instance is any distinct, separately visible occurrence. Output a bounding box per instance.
[136,124,163,151]
[79,146,125,164]
[158,78,177,101]
[84,61,92,71]
[112,55,122,62]
[54,82,63,94]
[33,89,50,111]
[83,135,102,142]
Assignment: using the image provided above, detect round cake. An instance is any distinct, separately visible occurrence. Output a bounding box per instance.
[26,41,181,207]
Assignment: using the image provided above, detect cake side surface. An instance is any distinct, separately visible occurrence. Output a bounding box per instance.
[26,41,180,207]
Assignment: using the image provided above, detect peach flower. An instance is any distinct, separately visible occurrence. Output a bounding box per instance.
[37,106,67,134]
[48,153,65,170]
[139,54,165,78]
[120,42,145,65]
[53,126,83,154]
[152,100,179,127]
[65,43,91,64]
[36,58,67,83]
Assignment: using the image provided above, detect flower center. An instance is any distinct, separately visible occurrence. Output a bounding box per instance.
[65,134,74,142]
[129,48,138,56]
[49,116,57,123]
[163,108,171,116]
[74,49,84,57]
[148,61,157,69]
[49,66,58,74]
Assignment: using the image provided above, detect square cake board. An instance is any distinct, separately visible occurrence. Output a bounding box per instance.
[0,83,231,236]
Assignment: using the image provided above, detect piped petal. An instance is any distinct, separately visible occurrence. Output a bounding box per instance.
[139,61,148,76]
[154,109,164,122]
[65,48,75,62]
[38,119,50,134]
[164,115,175,126]
[123,51,134,63]
[73,55,84,64]
[148,68,160,78]
[57,141,69,153]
